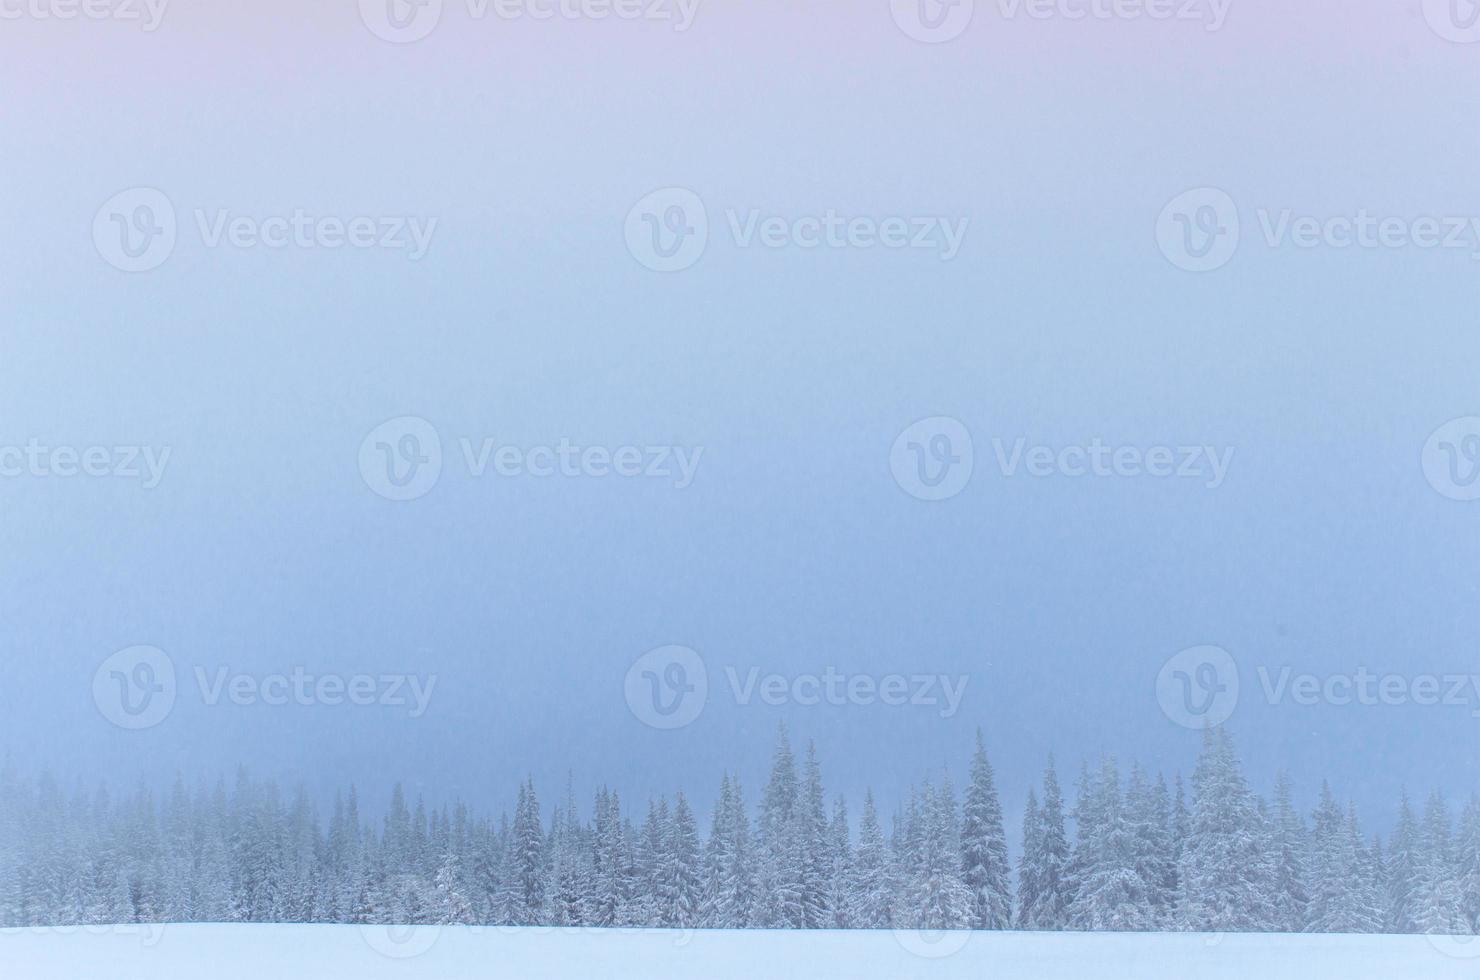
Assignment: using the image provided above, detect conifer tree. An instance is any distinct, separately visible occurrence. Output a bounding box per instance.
[826,796,853,928]
[1177,730,1272,931]
[961,730,1012,929]
[849,789,893,928]
[1016,788,1042,928]
[505,780,544,925]
[1385,791,1421,933]
[1268,772,1309,932]
[667,793,703,928]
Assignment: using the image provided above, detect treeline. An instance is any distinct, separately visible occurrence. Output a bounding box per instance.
[0,727,1476,934]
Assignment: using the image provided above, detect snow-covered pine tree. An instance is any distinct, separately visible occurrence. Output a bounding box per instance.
[1412,791,1469,935]
[699,775,732,927]
[1385,790,1421,933]
[547,779,588,927]
[849,789,893,928]
[826,795,853,928]
[752,724,803,928]
[1304,784,1380,932]
[667,793,703,928]
[699,773,753,928]
[1015,788,1042,929]
[798,742,831,929]
[1069,756,1155,930]
[1151,775,1180,922]
[1457,796,1480,933]
[588,788,616,926]
[433,840,474,924]
[1268,772,1309,932]
[505,780,544,925]
[635,796,671,926]
[1347,805,1386,933]
[157,776,191,924]
[286,789,324,922]
[1171,773,1189,887]
[961,730,1012,929]
[902,779,972,930]
[1125,765,1175,928]
[1017,756,1073,929]
[1176,729,1272,932]
[1063,762,1096,930]
[0,761,21,927]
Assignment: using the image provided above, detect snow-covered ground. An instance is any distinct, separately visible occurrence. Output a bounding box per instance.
[5,924,1480,979]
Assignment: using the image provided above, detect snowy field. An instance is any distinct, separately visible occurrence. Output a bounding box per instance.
[5,924,1480,979]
